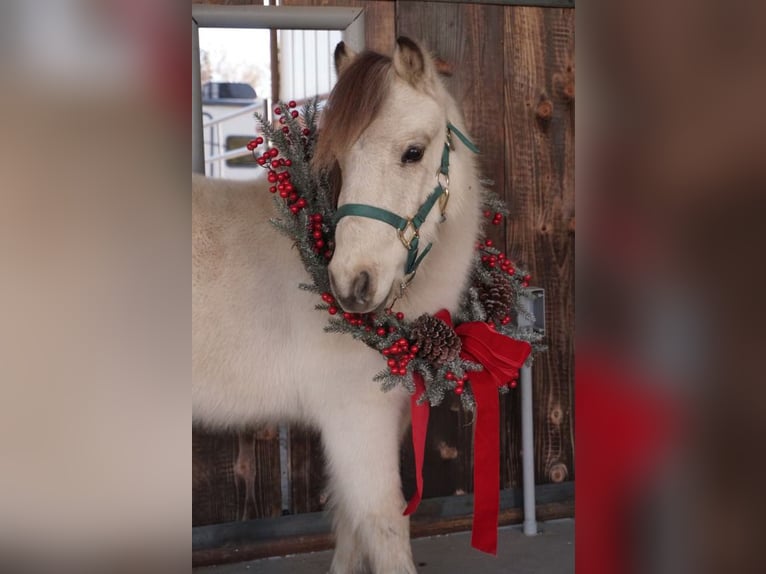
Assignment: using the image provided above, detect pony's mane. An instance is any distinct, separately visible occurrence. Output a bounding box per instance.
[313,51,393,170]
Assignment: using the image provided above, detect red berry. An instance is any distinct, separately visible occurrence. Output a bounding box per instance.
[410,345,419,354]
[255,136,264,145]
[484,210,491,218]
[376,327,386,337]
[285,159,292,166]
[274,107,282,115]
[315,240,325,248]
[291,110,299,118]
[288,100,297,108]
[269,186,277,193]
[510,379,518,389]
[455,387,464,395]
[246,140,257,151]
[485,239,493,247]
[396,312,404,320]
[302,128,311,136]
[282,126,289,133]
[328,306,338,315]
[387,359,397,368]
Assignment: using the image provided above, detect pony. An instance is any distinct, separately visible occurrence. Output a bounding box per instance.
[193,37,484,574]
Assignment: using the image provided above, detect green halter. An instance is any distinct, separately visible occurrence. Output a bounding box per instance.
[333,122,479,279]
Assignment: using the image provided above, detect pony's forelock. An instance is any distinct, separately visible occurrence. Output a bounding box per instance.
[313,51,393,171]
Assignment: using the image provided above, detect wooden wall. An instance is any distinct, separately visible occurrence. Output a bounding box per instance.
[192,0,574,527]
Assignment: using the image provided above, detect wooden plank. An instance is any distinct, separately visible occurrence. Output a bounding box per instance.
[193,497,574,565]
[193,426,282,526]
[194,481,573,550]
[412,0,574,7]
[193,429,240,526]
[289,426,326,514]
[192,0,264,4]
[280,0,396,54]
[503,6,575,485]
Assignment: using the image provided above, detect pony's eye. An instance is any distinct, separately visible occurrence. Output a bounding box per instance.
[401,146,425,164]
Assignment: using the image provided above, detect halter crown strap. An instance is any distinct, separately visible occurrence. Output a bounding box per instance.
[333,123,478,278]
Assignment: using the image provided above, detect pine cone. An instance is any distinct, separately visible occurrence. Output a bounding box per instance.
[479,275,514,323]
[411,314,461,364]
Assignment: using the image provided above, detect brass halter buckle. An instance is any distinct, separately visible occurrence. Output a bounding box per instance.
[437,172,450,216]
[397,218,419,250]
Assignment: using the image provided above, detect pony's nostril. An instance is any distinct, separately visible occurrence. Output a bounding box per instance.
[352,271,370,304]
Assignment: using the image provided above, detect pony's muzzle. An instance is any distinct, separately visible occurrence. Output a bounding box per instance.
[329,269,375,313]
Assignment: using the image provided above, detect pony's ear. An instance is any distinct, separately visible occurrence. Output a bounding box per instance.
[334,41,357,76]
[392,37,436,87]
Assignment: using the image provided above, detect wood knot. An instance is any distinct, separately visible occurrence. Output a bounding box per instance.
[549,405,564,425]
[548,462,569,483]
[255,425,278,440]
[434,57,454,77]
[562,77,575,101]
[437,440,459,460]
[536,98,553,120]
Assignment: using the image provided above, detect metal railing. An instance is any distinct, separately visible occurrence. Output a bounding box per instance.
[203,101,268,177]
[203,94,330,178]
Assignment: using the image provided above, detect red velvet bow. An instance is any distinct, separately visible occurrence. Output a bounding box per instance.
[403,309,532,555]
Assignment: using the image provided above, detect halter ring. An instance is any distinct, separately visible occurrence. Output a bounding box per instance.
[398,219,419,250]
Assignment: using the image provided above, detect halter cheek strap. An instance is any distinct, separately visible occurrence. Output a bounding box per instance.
[333,122,479,278]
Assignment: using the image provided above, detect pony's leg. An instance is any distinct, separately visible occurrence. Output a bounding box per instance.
[321,396,416,574]
[328,501,367,574]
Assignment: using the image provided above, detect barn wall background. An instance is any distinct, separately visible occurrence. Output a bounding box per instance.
[192,0,574,532]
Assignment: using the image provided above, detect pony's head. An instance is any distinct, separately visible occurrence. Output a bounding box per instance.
[316,37,464,314]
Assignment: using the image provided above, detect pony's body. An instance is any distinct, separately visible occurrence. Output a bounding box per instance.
[193,39,483,573]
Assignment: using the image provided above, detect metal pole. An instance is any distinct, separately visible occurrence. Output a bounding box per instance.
[519,288,544,536]
[192,18,204,174]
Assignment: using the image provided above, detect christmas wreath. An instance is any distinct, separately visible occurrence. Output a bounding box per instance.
[247,99,544,410]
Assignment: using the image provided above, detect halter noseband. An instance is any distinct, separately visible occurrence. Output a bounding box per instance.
[333,122,479,282]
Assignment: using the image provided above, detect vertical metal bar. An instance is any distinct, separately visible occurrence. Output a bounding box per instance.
[278,423,291,514]
[519,288,544,536]
[192,19,204,174]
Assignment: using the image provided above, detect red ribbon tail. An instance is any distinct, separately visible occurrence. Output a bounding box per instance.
[471,372,500,555]
[404,373,429,516]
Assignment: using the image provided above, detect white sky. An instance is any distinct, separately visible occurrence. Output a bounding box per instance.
[199,28,273,98]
